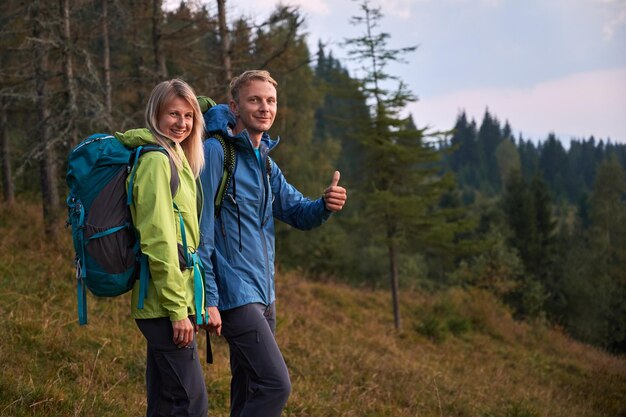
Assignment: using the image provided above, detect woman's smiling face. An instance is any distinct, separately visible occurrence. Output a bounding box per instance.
[158,96,194,144]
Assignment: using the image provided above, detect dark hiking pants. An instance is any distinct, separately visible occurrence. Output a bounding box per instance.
[221,302,291,417]
[136,317,208,417]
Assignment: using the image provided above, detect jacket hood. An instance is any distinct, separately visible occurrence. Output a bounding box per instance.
[204,104,279,151]
[115,128,158,148]
[204,104,235,135]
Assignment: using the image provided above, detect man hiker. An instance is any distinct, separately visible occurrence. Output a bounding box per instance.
[198,69,347,417]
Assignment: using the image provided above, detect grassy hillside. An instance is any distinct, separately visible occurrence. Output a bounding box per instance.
[1,203,624,417]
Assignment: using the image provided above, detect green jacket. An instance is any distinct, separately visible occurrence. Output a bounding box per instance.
[116,129,201,322]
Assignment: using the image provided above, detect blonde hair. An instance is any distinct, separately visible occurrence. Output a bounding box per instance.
[229,70,278,103]
[145,79,205,177]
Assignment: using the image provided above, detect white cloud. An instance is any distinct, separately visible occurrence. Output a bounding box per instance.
[285,0,331,15]
[591,0,626,40]
[445,0,502,5]
[223,0,331,17]
[408,67,626,142]
[603,3,626,40]
[374,0,414,19]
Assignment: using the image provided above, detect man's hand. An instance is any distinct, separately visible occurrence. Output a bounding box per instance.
[205,306,222,336]
[323,171,347,212]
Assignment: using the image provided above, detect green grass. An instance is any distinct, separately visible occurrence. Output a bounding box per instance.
[1,202,625,416]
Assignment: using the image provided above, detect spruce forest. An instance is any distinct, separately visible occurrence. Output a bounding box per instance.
[1,0,625,363]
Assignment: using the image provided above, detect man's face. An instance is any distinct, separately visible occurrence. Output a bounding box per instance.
[230,79,277,137]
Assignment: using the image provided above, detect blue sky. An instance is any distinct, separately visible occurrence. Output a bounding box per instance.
[175,0,626,143]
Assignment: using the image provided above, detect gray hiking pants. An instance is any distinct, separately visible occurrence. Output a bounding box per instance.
[136,317,208,417]
[221,302,291,417]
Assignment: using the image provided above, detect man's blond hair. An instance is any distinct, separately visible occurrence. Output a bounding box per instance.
[229,70,278,103]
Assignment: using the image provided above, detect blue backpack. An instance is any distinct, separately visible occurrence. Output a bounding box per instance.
[66,133,180,325]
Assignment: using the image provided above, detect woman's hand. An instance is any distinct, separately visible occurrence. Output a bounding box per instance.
[172,317,194,348]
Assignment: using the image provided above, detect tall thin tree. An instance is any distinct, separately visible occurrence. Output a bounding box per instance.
[152,0,167,80]
[217,0,232,86]
[31,0,59,236]
[129,0,147,108]
[345,0,451,330]
[59,0,78,147]
[102,0,112,128]
[0,99,14,205]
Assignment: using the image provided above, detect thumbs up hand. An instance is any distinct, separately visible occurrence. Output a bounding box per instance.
[323,170,347,212]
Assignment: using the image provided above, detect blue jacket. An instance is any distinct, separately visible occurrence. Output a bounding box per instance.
[199,104,331,311]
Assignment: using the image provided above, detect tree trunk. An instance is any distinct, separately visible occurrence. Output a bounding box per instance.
[0,102,14,205]
[102,0,112,128]
[387,227,401,330]
[280,76,287,132]
[217,0,232,86]
[32,0,59,237]
[59,0,78,147]
[129,0,146,108]
[152,0,167,80]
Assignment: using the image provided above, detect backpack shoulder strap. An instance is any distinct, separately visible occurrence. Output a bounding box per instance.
[209,135,270,216]
[138,145,180,196]
[266,156,272,178]
[126,144,180,206]
[212,133,235,217]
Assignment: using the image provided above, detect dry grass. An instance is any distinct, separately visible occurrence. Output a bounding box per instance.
[1,203,624,417]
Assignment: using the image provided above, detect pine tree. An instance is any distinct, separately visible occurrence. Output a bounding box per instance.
[495,138,521,188]
[344,0,454,330]
[564,156,626,350]
[477,109,503,193]
[517,136,539,181]
[501,171,554,318]
[538,133,568,199]
[502,171,536,267]
[448,111,481,191]
[565,140,587,202]
[530,175,563,318]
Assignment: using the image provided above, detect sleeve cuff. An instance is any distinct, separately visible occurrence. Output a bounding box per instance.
[169,308,188,322]
[320,197,333,218]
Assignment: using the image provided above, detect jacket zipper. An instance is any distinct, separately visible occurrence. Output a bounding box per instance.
[219,207,234,263]
[259,222,271,306]
[258,152,272,306]
[196,178,204,223]
[240,140,273,306]
[258,152,270,224]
